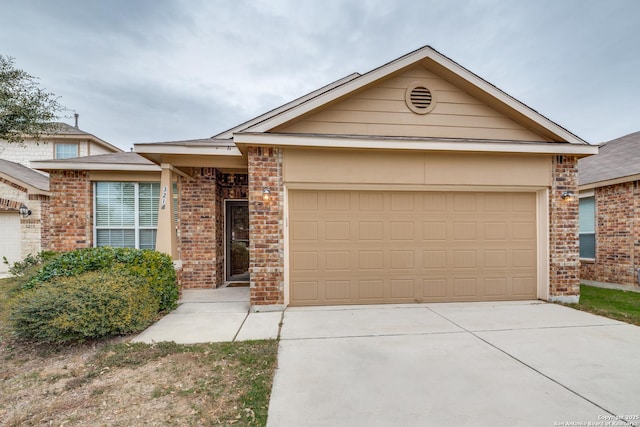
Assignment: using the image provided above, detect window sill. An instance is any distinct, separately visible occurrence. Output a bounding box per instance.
[579,258,596,264]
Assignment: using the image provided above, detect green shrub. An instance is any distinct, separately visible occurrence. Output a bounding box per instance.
[3,251,58,277]
[26,247,178,312]
[10,268,159,343]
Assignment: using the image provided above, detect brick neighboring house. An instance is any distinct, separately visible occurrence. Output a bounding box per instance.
[33,46,597,310]
[578,131,640,288]
[0,122,120,275]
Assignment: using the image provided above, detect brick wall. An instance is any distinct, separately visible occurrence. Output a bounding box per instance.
[247,146,284,307]
[47,170,92,251]
[579,181,640,286]
[178,168,217,289]
[549,155,580,302]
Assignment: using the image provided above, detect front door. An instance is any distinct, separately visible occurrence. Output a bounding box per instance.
[226,200,250,282]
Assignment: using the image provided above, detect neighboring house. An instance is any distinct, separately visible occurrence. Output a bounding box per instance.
[33,46,597,310]
[0,121,120,275]
[578,131,640,287]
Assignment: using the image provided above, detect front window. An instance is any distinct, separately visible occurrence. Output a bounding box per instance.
[55,143,79,159]
[579,196,595,259]
[94,182,159,249]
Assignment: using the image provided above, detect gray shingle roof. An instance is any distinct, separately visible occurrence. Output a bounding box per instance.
[579,131,640,186]
[40,152,155,165]
[0,158,49,191]
[49,122,91,135]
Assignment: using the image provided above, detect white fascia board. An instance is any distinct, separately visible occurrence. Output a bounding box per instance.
[134,144,243,157]
[234,133,599,156]
[424,54,587,145]
[31,161,161,172]
[0,172,49,195]
[214,73,361,139]
[579,173,640,191]
[243,52,424,134]
[243,47,588,145]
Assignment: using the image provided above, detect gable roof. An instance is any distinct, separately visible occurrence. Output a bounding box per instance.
[0,158,49,192]
[43,122,122,153]
[579,131,640,187]
[233,45,589,145]
[213,73,361,139]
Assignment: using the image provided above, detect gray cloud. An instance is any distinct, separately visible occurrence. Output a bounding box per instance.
[1,0,638,149]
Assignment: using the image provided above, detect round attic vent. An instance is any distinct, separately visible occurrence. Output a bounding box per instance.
[405,81,436,114]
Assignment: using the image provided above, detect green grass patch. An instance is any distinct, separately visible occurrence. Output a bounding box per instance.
[565,285,640,326]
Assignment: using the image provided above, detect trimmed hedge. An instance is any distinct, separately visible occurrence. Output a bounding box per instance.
[10,268,159,343]
[26,247,178,312]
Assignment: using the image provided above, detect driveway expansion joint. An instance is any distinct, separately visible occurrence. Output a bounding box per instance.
[425,306,627,423]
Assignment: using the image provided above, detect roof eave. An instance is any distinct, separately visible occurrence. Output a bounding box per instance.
[579,173,640,191]
[0,171,49,194]
[32,160,161,172]
[234,132,598,156]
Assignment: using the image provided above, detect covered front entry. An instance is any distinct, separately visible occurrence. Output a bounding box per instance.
[226,200,250,282]
[289,190,537,306]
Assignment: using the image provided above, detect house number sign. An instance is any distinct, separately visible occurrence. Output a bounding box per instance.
[161,186,168,210]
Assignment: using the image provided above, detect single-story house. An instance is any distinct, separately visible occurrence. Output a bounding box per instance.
[33,46,597,310]
[578,131,640,287]
[0,121,120,275]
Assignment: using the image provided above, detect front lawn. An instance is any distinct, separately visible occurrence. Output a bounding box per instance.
[565,284,640,326]
[0,275,278,426]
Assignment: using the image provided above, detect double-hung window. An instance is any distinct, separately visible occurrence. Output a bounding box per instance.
[55,143,79,159]
[579,196,595,259]
[94,182,159,249]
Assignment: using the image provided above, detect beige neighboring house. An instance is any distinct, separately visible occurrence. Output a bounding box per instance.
[34,46,597,309]
[0,122,120,275]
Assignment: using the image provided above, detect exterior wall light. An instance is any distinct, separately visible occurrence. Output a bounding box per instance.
[19,204,32,218]
[561,191,575,202]
[262,188,271,201]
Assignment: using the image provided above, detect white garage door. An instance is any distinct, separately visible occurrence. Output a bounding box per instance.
[0,212,21,275]
[289,190,537,306]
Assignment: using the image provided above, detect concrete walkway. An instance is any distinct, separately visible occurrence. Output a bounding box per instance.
[268,301,640,427]
[132,287,282,344]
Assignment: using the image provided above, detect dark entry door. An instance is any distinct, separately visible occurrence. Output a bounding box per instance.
[226,201,250,281]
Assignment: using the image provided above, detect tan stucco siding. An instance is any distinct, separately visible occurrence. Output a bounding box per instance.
[283,148,552,187]
[276,65,549,142]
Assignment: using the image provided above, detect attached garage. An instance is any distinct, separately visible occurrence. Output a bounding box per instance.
[0,212,21,275]
[289,190,537,306]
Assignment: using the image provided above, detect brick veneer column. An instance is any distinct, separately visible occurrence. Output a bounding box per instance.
[178,168,217,289]
[47,170,92,251]
[548,156,580,302]
[248,146,284,310]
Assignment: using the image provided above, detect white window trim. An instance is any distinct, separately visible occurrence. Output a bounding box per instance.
[55,143,79,159]
[579,195,596,261]
[93,182,159,249]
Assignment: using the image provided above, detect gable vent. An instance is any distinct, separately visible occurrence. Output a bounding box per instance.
[405,81,436,114]
[410,87,432,109]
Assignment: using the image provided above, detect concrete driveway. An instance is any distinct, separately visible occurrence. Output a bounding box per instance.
[267,301,640,427]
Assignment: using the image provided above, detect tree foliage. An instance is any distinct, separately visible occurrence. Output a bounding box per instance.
[0,55,65,143]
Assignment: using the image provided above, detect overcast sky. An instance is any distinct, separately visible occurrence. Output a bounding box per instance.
[2,0,638,150]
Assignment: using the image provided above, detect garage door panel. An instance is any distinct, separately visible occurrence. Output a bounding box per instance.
[0,213,21,274]
[289,190,537,306]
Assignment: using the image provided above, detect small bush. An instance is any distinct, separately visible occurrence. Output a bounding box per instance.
[26,247,178,312]
[3,251,58,277]
[10,268,159,343]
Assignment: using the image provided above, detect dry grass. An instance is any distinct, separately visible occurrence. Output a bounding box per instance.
[0,277,278,426]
